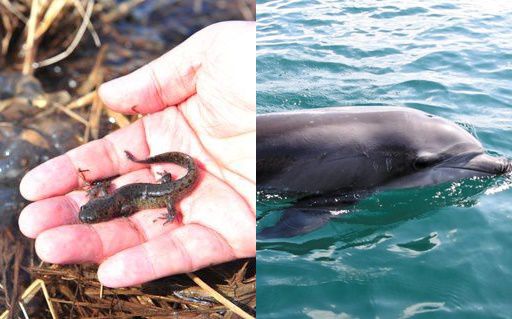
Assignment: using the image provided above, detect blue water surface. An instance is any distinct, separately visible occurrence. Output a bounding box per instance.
[256,1,512,318]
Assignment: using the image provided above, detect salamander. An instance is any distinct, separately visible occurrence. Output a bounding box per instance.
[78,151,198,224]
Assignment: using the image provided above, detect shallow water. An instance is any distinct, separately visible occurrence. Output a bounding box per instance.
[256,0,512,318]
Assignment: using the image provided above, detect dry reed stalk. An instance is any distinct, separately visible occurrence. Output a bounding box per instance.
[34,0,94,68]
[106,109,130,128]
[0,0,27,23]
[86,44,106,139]
[66,91,96,110]
[0,279,58,319]
[101,0,145,23]
[22,0,40,74]
[71,0,100,46]
[78,44,107,95]
[186,272,255,319]
[33,90,95,119]
[34,0,69,39]
[88,83,104,139]
[57,105,89,125]
[1,10,14,56]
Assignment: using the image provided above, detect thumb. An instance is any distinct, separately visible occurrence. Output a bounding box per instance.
[98,23,215,114]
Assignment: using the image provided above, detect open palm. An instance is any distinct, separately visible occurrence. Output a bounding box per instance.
[19,21,255,288]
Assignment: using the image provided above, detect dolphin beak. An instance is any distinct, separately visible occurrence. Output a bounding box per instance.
[445,153,512,175]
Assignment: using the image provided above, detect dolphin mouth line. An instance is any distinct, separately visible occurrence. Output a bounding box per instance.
[440,165,505,175]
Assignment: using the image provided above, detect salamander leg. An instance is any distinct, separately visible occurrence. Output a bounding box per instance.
[154,201,176,224]
[79,170,115,199]
[157,170,173,184]
[78,168,90,184]
[88,180,112,198]
[163,201,177,224]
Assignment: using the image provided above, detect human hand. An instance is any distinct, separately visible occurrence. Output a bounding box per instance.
[18,21,255,288]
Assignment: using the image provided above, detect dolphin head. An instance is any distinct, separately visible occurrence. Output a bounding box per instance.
[378,111,512,189]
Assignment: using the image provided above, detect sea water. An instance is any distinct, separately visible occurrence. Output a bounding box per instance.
[257,0,512,318]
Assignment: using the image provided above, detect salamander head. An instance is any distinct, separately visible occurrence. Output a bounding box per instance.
[79,198,119,223]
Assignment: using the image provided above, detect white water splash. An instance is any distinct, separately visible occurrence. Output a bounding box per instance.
[329,209,351,216]
[399,302,448,319]
[304,309,356,319]
[484,178,512,195]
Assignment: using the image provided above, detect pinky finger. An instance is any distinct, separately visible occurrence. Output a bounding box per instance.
[97,224,236,288]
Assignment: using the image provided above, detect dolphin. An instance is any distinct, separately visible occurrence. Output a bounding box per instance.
[257,107,511,238]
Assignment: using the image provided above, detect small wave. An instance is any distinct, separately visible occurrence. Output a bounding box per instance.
[402,51,466,72]
[371,7,428,19]
[418,25,485,40]
[388,232,440,256]
[390,79,448,93]
[343,6,376,14]
[310,43,401,59]
[431,3,459,10]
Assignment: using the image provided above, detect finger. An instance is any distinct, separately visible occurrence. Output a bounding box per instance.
[20,119,150,201]
[19,194,82,238]
[98,21,253,114]
[180,173,256,256]
[35,212,183,264]
[98,24,208,114]
[35,221,143,264]
[97,224,236,288]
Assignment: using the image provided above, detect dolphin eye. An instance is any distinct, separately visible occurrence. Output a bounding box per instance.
[413,154,440,170]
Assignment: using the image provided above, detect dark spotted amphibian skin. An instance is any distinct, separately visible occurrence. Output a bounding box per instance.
[78,151,198,223]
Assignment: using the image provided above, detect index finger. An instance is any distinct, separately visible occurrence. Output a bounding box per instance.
[20,119,149,201]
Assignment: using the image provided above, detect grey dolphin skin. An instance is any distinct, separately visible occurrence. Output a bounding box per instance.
[257,107,511,238]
